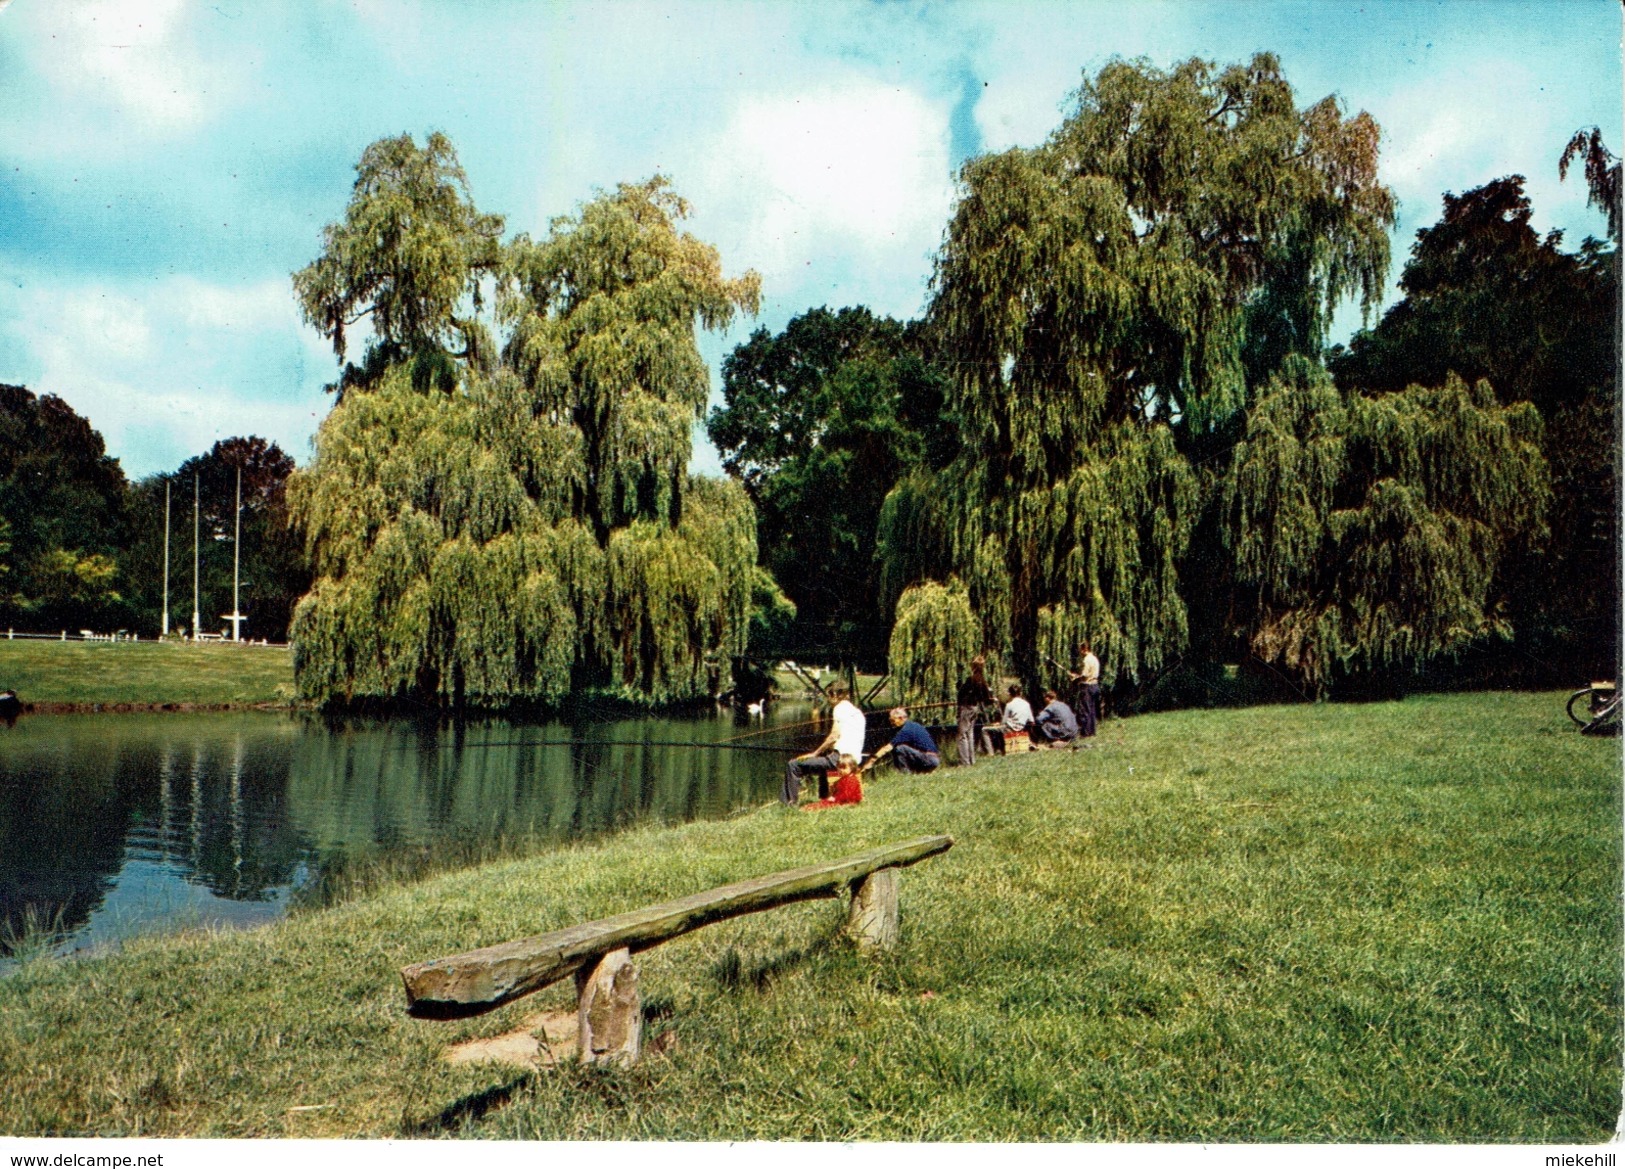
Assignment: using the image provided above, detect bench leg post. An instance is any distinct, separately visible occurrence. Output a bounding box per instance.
[847,868,900,953]
[575,947,641,1066]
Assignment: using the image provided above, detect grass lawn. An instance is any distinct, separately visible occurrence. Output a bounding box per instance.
[0,690,1617,1140]
[0,639,294,707]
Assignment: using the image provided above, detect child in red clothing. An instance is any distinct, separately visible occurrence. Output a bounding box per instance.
[802,753,863,810]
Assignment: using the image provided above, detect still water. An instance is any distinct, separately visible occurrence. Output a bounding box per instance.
[0,704,828,965]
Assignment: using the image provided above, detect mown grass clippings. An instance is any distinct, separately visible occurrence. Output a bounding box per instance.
[0,690,1616,1141]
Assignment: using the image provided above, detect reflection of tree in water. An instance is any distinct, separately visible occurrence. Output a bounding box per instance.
[175,737,305,902]
[0,720,306,952]
[286,713,780,904]
[0,745,131,952]
[2,708,789,949]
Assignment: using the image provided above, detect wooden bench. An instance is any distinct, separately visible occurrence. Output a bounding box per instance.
[401,834,954,1065]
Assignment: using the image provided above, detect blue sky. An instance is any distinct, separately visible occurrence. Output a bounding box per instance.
[0,0,1618,480]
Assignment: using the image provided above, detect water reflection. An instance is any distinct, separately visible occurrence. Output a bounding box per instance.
[0,706,822,963]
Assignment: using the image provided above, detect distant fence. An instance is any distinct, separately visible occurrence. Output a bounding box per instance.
[3,628,290,648]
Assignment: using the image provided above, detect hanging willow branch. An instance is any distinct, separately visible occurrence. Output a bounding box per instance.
[1221,358,1549,691]
[880,54,1397,689]
[289,151,761,708]
[887,578,982,707]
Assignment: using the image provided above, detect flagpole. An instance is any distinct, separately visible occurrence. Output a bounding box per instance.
[231,466,241,642]
[161,480,171,637]
[191,473,200,641]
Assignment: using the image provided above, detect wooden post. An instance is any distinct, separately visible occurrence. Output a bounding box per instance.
[847,869,900,953]
[575,947,641,1066]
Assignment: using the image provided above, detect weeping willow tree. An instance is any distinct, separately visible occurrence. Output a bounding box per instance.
[291,132,506,398]
[887,578,981,706]
[880,54,1396,690]
[289,139,761,707]
[1221,359,1548,692]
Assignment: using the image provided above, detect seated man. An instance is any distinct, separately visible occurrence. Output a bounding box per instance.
[1002,684,1036,752]
[783,683,867,804]
[1034,689,1079,746]
[869,706,941,773]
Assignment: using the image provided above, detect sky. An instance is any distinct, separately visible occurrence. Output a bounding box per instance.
[0,0,1619,481]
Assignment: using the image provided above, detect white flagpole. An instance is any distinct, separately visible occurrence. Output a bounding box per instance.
[191,473,200,640]
[161,479,171,637]
[231,466,242,642]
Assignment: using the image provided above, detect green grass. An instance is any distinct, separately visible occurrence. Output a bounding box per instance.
[0,690,1617,1140]
[0,639,294,706]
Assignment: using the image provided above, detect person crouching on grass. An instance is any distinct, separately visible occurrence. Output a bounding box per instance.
[802,754,864,811]
[868,706,942,773]
[1034,689,1079,747]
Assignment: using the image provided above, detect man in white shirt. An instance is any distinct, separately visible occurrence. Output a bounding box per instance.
[1002,684,1034,733]
[782,682,868,804]
[1069,640,1101,738]
[997,683,1036,754]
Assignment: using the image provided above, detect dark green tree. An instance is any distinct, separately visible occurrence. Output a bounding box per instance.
[0,384,130,630]
[1329,176,1619,680]
[708,307,953,665]
[1560,126,1621,241]
[123,438,310,641]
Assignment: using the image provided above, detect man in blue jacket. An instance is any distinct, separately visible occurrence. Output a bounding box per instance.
[1034,689,1079,746]
[869,706,941,773]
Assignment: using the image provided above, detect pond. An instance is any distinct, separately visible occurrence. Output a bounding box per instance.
[0,702,849,967]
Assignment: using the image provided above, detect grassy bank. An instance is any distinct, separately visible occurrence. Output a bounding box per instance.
[0,639,293,707]
[0,690,1617,1140]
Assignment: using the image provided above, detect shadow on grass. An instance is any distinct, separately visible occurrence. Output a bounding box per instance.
[713,924,847,993]
[410,926,847,1133]
[403,1072,536,1136]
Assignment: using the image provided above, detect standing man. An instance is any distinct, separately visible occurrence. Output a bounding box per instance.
[1070,640,1101,739]
[870,707,942,773]
[783,682,868,804]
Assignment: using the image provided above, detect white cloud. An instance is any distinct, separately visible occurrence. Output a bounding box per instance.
[169,276,294,333]
[1371,57,1599,240]
[694,81,956,314]
[2,0,242,159]
[0,272,331,477]
[48,286,155,362]
[59,0,203,127]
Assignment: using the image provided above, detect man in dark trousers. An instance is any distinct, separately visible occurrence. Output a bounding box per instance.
[869,706,941,773]
[783,682,868,804]
[1069,640,1101,738]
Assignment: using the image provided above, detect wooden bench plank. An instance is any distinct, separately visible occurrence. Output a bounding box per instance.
[402,834,954,1016]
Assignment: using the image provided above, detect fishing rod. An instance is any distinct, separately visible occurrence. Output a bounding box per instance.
[717,697,960,746]
[720,716,827,744]
[427,739,805,754]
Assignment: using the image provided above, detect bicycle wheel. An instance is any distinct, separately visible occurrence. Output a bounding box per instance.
[1567,687,1595,727]
[1581,695,1622,736]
